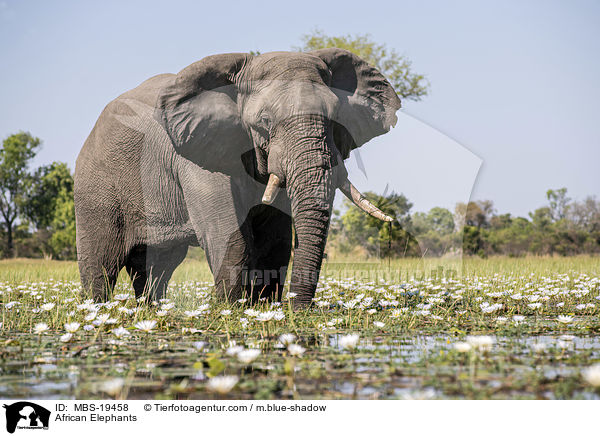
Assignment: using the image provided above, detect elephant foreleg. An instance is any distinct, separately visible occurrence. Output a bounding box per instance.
[178,166,253,303]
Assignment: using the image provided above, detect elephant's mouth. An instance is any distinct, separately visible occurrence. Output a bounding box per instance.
[261,173,393,222]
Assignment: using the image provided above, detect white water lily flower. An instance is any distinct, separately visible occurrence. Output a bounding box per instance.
[41,303,55,311]
[512,315,526,324]
[531,343,546,353]
[389,309,402,318]
[156,310,168,317]
[220,309,232,316]
[237,348,261,364]
[339,334,360,350]
[83,324,95,331]
[98,378,124,396]
[113,293,131,301]
[60,333,73,342]
[343,300,358,309]
[135,320,157,332]
[466,335,494,351]
[34,323,49,334]
[244,309,259,317]
[112,327,130,338]
[226,345,244,356]
[184,309,203,318]
[206,375,238,394]
[582,364,600,387]
[373,321,385,328]
[84,311,97,322]
[279,334,296,345]
[557,315,573,324]
[557,340,572,349]
[64,322,80,333]
[454,342,472,353]
[193,341,206,351]
[481,303,503,314]
[181,327,201,334]
[95,313,111,325]
[256,311,275,322]
[287,344,306,357]
[273,311,285,321]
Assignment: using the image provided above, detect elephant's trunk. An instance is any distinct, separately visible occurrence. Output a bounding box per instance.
[270,116,336,309]
[287,161,335,308]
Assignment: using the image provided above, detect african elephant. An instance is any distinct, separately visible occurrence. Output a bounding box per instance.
[74,49,400,308]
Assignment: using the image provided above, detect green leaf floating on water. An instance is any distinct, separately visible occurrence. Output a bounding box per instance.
[206,354,225,378]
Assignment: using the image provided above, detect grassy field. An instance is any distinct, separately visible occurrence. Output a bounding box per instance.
[0,256,599,399]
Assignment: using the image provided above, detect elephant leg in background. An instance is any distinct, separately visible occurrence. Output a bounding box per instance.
[247,204,293,302]
[125,244,189,300]
[79,257,120,302]
[75,202,125,302]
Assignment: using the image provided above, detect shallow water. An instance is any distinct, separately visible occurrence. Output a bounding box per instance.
[1,331,599,399]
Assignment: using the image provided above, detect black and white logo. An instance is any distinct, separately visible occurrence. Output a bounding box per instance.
[2,402,50,433]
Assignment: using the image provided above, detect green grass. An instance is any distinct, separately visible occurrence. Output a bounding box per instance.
[0,255,599,399]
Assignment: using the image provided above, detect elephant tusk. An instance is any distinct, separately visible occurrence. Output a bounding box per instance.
[262,174,281,205]
[339,180,394,222]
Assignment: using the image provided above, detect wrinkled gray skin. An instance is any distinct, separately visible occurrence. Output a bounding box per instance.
[74,49,400,308]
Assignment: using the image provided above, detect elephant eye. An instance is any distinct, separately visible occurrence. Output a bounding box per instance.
[258,114,272,131]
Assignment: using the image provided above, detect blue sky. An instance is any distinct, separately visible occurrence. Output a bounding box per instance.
[0,0,598,216]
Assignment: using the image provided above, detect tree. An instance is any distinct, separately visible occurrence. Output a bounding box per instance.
[25,162,76,259]
[48,186,76,259]
[334,191,420,257]
[297,30,430,101]
[546,187,570,222]
[25,162,74,229]
[454,200,495,229]
[568,196,600,233]
[411,207,457,256]
[0,132,41,257]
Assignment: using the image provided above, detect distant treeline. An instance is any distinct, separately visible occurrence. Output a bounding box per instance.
[0,132,75,260]
[327,188,600,258]
[1,132,598,260]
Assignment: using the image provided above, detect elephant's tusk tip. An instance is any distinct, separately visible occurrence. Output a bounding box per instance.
[340,179,395,223]
[262,174,281,205]
[261,195,274,205]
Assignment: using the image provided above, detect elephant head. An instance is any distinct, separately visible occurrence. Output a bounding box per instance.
[155,49,401,307]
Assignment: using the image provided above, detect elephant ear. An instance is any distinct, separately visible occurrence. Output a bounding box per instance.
[154,53,252,171]
[311,48,401,158]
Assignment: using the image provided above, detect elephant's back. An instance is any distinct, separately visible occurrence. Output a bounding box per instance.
[75,73,175,176]
[74,73,177,217]
[117,73,175,107]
